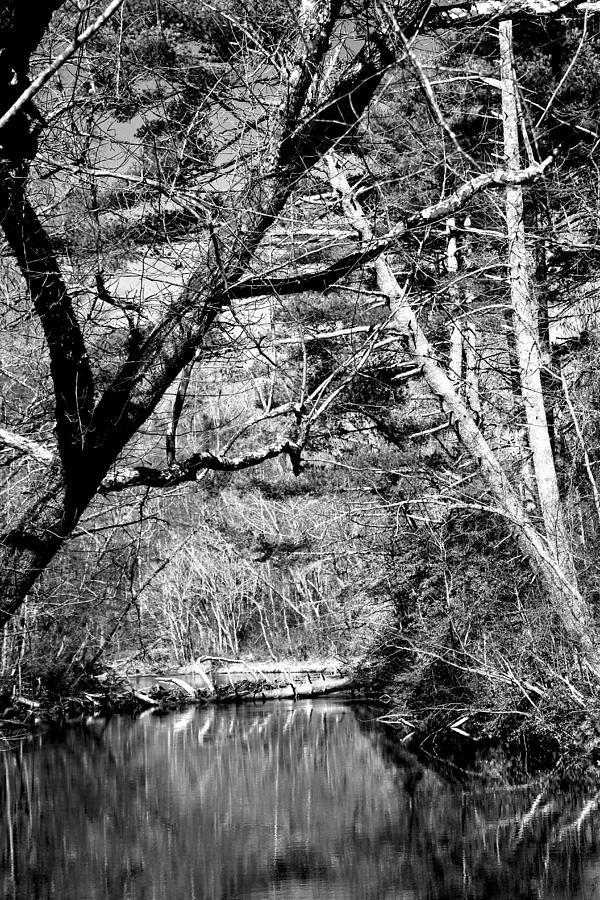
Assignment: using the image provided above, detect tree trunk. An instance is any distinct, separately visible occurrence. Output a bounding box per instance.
[0,467,71,629]
[499,19,579,588]
[461,218,481,418]
[327,154,598,661]
[446,217,463,387]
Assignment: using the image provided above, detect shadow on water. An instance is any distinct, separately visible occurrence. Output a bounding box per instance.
[1,700,600,899]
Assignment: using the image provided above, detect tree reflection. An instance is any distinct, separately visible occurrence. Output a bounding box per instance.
[0,703,598,899]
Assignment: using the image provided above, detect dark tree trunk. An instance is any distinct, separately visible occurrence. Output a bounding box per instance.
[0,468,70,628]
[0,0,402,625]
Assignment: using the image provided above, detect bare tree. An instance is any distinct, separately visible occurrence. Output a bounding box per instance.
[0,0,414,625]
[0,0,598,671]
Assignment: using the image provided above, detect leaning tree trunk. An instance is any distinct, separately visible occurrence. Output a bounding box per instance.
[0,467,72,628]
[0,0,407,627]
[499,19,580,591]
[327,153,599,664]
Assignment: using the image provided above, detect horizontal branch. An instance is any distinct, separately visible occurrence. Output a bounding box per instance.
[0,427,302,490]
[100,439,301,493]
[429,0,600,25]
[226,156,555,301]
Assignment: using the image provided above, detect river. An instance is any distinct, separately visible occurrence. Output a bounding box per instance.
[0,700,599,899]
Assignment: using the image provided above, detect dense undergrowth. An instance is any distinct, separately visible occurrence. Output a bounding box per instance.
[3,463,600,778]
[356,507,600,780]
[372,616,600,780]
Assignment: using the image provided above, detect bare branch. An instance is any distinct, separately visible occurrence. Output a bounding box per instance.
[227,156,555,300]
[0,0,126,140]
[381,1,480,169]
[0,419,304,494]
[0,428,54,464]
[535,9,590,127]
[100,440,302,493]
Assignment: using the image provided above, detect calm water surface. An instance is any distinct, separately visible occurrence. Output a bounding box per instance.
[1,700,600,899]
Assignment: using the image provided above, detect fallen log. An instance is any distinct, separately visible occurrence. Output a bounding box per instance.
[220,676,357,703]
[130,689,159,707]
[15,696,41,709]
[157,677,199,698]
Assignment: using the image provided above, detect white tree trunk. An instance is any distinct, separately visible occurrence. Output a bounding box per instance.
[446,217,463,387]
[326,153,597,661]
[461,218,481,417]
[499,18,579,589]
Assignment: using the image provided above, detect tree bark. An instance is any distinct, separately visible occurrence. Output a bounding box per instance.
[446,217,464,387]
[499,19,580,591]
[0,0,403,623]
[0,176,94,472]
[0,468,72,628]
[327,153,598,661]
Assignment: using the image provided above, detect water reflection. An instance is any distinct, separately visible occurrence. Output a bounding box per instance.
[0,701,599,899]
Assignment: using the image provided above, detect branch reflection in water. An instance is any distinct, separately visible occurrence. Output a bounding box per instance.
[0,701,599,899]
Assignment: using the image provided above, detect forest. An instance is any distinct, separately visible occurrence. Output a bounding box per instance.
[1,0,600,769]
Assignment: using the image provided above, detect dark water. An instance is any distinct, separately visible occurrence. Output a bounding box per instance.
[1,701,600,900]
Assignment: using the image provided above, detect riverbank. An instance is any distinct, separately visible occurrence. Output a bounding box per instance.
[370,665,600,786]
[0,657,362,737]
[2,655,600,784]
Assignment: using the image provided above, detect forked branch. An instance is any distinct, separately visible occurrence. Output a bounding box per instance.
[227,156,555,300]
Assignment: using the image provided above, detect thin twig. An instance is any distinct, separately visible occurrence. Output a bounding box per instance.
[0,0,126,136]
